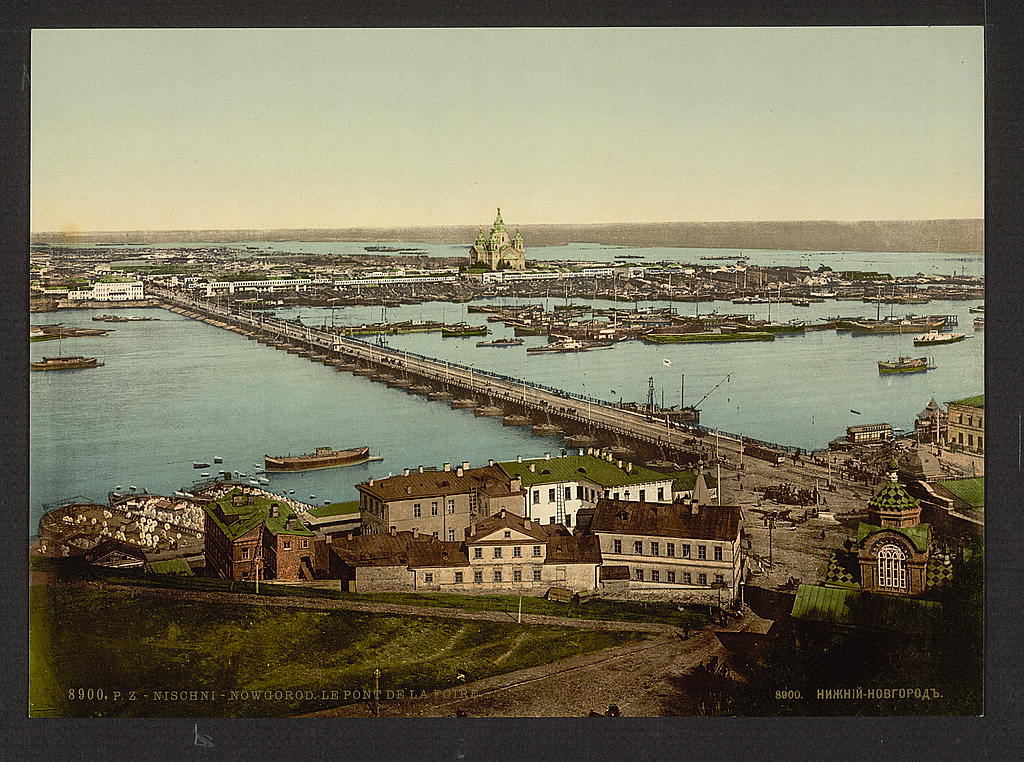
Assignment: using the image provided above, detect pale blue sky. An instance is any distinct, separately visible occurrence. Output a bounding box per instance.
[31,27,983,232]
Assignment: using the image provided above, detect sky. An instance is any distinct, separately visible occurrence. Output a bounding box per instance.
[30,27,984,233]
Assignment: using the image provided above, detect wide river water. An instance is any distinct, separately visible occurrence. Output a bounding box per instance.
[29,250,983,533]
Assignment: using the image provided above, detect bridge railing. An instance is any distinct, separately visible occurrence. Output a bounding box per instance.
[158,290,798,456]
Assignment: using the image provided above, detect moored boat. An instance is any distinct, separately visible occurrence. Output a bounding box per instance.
[877,356,930,374]
[913,331,966,346]
[30,355,104,371]
[526,338,613,353]
[476,337,525,347]
[441,324,488,337]
[264,445,381,471]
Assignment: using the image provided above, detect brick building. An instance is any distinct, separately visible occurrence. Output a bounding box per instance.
[202,487,317,581]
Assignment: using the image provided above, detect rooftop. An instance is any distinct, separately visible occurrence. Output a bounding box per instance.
[309,500,361,518]
[466,510,569,543]
[358,464,518,503]
[498,454,668,489]
[589,498,742,541]
[948,394,984,408]
[856,522,930,554]
[935,477,985,509]
[329,531,433,567]
[544,534,603,565]
[791,585,943,634]
[203,487,315,541]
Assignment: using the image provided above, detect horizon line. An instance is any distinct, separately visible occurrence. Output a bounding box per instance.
[30,217,985,236]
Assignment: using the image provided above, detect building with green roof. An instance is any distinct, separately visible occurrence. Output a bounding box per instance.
[202,487,318,582]
[497,453,674,528]
[469,207,526,271]
[945,394,984,456]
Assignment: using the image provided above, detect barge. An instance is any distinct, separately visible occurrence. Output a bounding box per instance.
[264,446,381,471]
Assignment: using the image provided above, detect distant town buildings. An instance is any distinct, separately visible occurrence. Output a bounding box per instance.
[469,208,526,270]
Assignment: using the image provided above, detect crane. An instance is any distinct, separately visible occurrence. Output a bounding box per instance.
[693,374,730,409]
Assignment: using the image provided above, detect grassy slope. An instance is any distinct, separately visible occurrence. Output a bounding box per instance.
[30,584,647,718]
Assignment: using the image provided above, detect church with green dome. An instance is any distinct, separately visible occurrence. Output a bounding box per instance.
[469,207,526,270]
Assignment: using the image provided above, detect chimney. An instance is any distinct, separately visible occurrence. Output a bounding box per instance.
[403,468,410,476]
[443,462,451,472]
[626,462,633,472]
[488,459,496,467]
[510,476,522,492]
[581,449,587,456]
[529,463,536,472]
[418,465,424,474]
[606,453,614,462]
[456,466,464,477]
[524,518,532,529]
[517,455,522,463]
[369,478,375,486]
[616,460,623,469]
[500,509,506,519]
[462,461,470,470]
[406,486,412,494]
[346,531,353,541]
[389,526,397,536]
[412,528,419,539]
[470,522,477,536]
[691,500,699,515]
[544,452,551,460]
[270,504,279,518]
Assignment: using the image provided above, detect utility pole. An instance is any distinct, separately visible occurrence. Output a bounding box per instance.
[680,373,684,409]
[518,593,523,624]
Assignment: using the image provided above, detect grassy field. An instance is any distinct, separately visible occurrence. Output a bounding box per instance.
[30,584,648,718]
[39,559,710,630]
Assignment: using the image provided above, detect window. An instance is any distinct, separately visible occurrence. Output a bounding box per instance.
[474,570,483,583]
[549,517,555,524]
[431,502,438,516]
[667,543,675,557]
[683,572,692,584]
[241,547,249,560]
[283,540,291,550]
[877,544,907,589]
[565,486,572,500]
[657,487,664,501]
[698,573,707,585]
[576,485,585,500]
[446,499,455,514]
[473,547,482,559]
[682,544,691,559]
[667,571,676,583]
[503,530,511,538]
[513,546,522,558]
[639,489,646,502]
[613,539,622,554]
[714,546,723,561]
[714,574,724,584]
[423,573,434,583]
[413,504,421,518]
[302,539,309,549]
[513,569,522,582]
[565,514,572,526]
[958,433,964,444]
[454,572,464,584]
[532,568,542,581]
[968,434,974,447]
[533,490,540,503]
[624,491,630,500]
[533,545,542,557]
[650,542,659,556]
[447,529,455,542]
[697,545,707,560]
[548,488,555,502]
[633,541,643,555]
[493,547,503,558]
[613,492,619,500]
[635,568,644,581]
[651,570,660,582]
[432,531,438,539]
[967,416,973,427]
[493,570,502,582]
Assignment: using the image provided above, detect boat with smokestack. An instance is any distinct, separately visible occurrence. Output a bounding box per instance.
[264,446,382,471]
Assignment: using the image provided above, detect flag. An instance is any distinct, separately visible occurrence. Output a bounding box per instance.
[663,359,672,367]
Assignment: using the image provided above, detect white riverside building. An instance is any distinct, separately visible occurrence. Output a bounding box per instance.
[67,281,146,301]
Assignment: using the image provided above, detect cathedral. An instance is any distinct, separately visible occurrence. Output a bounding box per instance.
[469,208,526,270]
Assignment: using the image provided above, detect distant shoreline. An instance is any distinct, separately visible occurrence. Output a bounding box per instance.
[31,218,984,253]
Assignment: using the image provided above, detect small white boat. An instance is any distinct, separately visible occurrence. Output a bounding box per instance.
[309,495,316,500]
[128,485,137,491]
[200,472,210,478]
[115,485,123,491]
[257,477,270,485]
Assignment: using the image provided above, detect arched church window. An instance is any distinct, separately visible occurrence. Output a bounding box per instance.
[877,544,907,589]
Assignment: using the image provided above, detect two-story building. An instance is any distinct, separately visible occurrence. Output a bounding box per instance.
[497,453,675,529]
[945,394,984,455]
[202,487,317,581]
[577,497,744,603]
[356,463,524,540]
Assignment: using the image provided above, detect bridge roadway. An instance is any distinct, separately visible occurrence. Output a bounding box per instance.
[154,288,759,461]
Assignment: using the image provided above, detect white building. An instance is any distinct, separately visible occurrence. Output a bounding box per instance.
[67,281,145,301]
